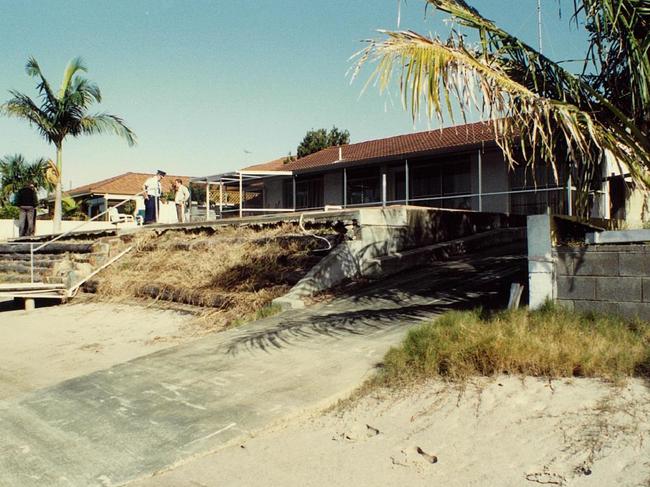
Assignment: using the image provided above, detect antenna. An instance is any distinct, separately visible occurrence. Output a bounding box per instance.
[537,0,543,54]
[397,0,401,29]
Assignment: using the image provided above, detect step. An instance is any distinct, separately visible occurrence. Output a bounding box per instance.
[0,273,48,283]
[0,243,96,254]
[0,263,52,274]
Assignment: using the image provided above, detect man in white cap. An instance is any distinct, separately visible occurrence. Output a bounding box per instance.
[142,170,166,224]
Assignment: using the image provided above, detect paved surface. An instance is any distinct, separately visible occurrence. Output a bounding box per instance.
[0,247,525,487]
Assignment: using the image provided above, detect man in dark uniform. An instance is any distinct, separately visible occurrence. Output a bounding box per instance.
[15,183,38,237]
[142,170,166,224]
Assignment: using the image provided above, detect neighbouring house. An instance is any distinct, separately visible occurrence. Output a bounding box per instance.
[194,120,646,224]
[67,172,191,219]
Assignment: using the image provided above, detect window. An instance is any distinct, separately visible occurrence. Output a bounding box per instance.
[283,176,324,209]
[410,156,472,200]
[347,167,380,205]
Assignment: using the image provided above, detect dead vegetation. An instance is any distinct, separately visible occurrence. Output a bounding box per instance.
[92,223,338,332]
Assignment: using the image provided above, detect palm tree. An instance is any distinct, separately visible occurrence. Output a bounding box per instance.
[0,154,49,206]
[353,0,649,218]
[1,57,136,232]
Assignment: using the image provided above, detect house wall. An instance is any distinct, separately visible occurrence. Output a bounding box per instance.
[323,171,343,206]
[264,179,285,209]
[480,149,510,213]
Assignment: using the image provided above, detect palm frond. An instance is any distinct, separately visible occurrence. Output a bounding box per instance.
[353,29,650,186]
[25,57,58,109]
[59,56,87,98]
[2,91,56,143]
[80,113,137,146]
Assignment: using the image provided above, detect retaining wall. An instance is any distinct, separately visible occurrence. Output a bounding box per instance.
[555,244,650,320]
[527,214,650,320]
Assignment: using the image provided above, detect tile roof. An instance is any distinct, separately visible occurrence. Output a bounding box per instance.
[242,157,291,172]
[69,172,191,197]
[276,120,499,173]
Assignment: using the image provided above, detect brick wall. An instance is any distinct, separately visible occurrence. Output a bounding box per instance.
[554,244,650,320]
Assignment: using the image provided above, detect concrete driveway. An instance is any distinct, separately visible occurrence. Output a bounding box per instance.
[0,247,525,487]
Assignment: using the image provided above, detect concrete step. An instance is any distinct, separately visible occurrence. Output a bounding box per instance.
[0,263,52,274]
[0,273,48,283]
[0,243,96,254]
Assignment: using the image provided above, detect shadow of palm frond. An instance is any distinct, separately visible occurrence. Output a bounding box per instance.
[225,252,527,355]
[225,296,471,355]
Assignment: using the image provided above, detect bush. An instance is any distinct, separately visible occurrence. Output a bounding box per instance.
[0,204,19,219]
[378,305,650,385]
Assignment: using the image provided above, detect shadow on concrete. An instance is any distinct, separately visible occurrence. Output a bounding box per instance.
[227,253,527,354]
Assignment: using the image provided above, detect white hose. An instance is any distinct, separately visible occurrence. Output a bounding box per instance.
[299,213,333,252]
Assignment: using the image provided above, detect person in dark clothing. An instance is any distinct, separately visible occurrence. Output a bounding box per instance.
[15,183,38,237]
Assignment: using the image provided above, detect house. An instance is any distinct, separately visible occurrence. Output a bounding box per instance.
[68,172,191,219]
[199,120,644,222]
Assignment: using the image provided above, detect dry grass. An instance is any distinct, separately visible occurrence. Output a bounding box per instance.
[376,304,650,387]
[94,223,331,331]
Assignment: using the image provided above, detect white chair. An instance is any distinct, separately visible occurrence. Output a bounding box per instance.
[108,207,135,224]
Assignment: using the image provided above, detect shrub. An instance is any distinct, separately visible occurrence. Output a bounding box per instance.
[378,305,650,385]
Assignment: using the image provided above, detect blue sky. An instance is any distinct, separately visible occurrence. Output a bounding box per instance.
[0,0,589,188]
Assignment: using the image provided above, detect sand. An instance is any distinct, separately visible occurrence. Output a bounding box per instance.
[137,377,650,487]
[0,302,197,400]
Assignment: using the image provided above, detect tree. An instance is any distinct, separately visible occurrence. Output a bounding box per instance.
[297,126,350,158]
[353,0,649,219]
[0,154,49,206]
[1,57,136,232]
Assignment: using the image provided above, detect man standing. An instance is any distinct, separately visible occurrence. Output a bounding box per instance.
[16,183,38,237]
[174,178,190,223]
[142,170,166,224]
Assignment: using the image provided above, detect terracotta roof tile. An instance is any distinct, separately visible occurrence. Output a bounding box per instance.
[280,120,499,173]
[242,157,290,172]
[69,172,191,197]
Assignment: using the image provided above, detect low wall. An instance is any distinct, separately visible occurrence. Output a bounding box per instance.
[0,220,137,241]
[275,206,526,309]
[527,214,650,320]
[555,245,650,320]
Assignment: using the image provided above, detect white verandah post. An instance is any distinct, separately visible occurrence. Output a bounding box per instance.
[477,149,483,212]
[405,160,409,205]
[219,182,223,218]
[239,172,243,218]
[205,179,210,221]
[382,171,387,207]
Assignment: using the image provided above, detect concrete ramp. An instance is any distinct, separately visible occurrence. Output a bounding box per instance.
[0,246,525,487]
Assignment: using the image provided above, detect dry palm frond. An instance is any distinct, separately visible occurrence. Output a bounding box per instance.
[351,0,650,214]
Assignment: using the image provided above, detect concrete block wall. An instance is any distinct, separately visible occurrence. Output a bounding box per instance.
[555,244,650,320]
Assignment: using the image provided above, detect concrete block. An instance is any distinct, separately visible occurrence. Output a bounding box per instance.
[527,214,552,260]
[529,259,554,274]
[357,207,407,227]
[556,299,574,311]
[587,229,650,244]
[619,302,650,321]
[643,278,650,302]
[529,271,555,309]
[619,253,650,276]
[572,252,618,276]
[572,300,619,316]
[556,276,596,300]
[553,252,573,276]
[596,277,642,302]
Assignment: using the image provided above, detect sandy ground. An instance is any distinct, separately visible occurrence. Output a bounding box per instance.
[0,302,197,400]
[134,377,650,487]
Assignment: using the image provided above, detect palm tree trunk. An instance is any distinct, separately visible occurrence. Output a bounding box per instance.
[53,145,62,233]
